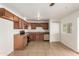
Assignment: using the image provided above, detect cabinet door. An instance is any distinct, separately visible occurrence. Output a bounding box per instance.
[19,19,22,29]
[41,23,48,29]
[39,33,44,40]
[23,36,27,47]
[24,22,28,29]
[31,23,36,29]
[4,10,14,21]
[21,20,24,29]
[13,15,19,22]
[0,8,5,16]
[14,35,27,50]
[14,22,19,29]
[0,8,13,21]
[35,33,44,41]
[29,33,36,41]
[14,35,23,50]
[35,33,39,40]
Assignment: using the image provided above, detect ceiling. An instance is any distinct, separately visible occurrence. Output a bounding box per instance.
[2,3,79,20]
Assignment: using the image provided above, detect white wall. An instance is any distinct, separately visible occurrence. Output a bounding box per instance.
[77,18,79,52]
[61,10,79,52]
[49,19,60,42]
[0,18,14,56]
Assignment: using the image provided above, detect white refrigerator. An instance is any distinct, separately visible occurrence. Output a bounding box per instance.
[0,18,14,56]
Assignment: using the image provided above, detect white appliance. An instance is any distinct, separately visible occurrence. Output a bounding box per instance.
[0,18,13,56]
[44,34,49,40]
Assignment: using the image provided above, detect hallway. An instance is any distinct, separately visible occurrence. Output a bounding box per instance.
[10,41,79,56]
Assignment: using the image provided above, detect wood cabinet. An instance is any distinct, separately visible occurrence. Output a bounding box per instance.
[41,23,48,29]
[23,21,28,29]
[36,33,44,40]
[0,8,28,29]
[14,18,28,29]
[19,19,23,29]
[13,15,19,22]
[14,18,22,29]
[31,23,48,29]
[29,32,44,41]
[0,8,14,21]
[14,34,28,50]
[14,22,19,29]
[22,20,28,29]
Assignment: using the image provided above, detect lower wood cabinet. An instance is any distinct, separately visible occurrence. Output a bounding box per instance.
[29,32,44,41]
[14,34,28,50]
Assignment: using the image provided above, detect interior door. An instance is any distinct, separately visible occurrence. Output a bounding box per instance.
[50,22,60,42]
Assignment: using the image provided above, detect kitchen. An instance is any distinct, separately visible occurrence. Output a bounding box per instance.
[14,20,49,50]
[0,8,50,51]
[1,3,79,56]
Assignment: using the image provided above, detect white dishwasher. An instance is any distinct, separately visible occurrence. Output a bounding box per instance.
[44,34,49,40]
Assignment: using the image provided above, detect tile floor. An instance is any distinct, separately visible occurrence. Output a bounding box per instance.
[10,41,79,56]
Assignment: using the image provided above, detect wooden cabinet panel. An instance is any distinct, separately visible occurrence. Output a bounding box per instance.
[14,34,28,50]
[35,33,39,40]
[21,20,28,29]
[41,23,48,29]
[39,33,44,40]
[0,8,14,21]
[24,21,28,29]
[29,33,36,41]
[31,23,48,29]
[21,20,24,29]
[14,18,28,29]
[29,32,44,41]
[31,23,36,29]
[36,33,44,40]
[0,8,5,16]
[13,15,19,22]
[0,8,28,29]
[4,10,14,20]
[19,19,22,29]
[14,22,19,29]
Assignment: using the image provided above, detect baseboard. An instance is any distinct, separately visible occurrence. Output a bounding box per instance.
[49,41,60,43]
[8,51,13,56]
[60,42,79,54]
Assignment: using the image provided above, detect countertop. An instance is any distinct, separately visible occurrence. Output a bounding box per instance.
[14,29,49,34]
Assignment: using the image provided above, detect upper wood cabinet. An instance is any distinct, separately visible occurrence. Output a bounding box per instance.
[0,8,28,29]
[19,19,22,29]
[14,18,22,29]
[14,22,19,29]
[23,20,28,29]
[14,18,28,29]
[13,15,19,22]
[0,8,14,21]
[31,23,48,29]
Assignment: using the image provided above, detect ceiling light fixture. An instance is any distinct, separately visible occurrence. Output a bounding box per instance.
[37,12,40,20]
